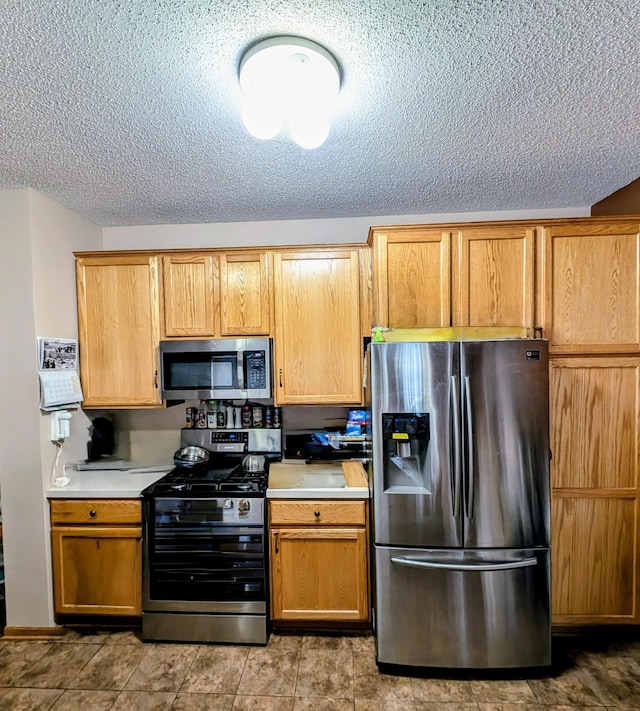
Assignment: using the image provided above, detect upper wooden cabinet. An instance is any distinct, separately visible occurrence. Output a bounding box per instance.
[273,249,363,405]
[541,220,640,354]
[372,227,451,328]
[371,223,535,330]
[452,224,535,329]
[219,252,270,336]
[161,251,271,339]
[76,254,162,407]
[162,253,216,337]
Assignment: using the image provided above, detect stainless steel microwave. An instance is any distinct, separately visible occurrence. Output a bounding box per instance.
[159,338,272,400]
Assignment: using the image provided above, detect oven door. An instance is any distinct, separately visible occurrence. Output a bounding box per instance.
[143,497,267,615]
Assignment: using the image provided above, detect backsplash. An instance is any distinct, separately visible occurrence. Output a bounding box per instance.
[84,404,351,463]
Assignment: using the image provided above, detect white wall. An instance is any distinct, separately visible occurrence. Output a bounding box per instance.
[0,189,101,628]
[103,207,590,250]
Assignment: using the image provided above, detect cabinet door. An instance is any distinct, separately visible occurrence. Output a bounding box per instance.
[51,526,142,616]
[542,221,640,353]
[270,527,369,621]
[76,256,161,407]
[219,252,270,336]
[162,254,216,337]
[371,228,451,328]
[273,250,362,404]
[550,357,640,623]
[452,224,535,329]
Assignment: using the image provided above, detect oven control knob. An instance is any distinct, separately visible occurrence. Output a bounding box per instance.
[238,499,251,515]
[223,499,234,509]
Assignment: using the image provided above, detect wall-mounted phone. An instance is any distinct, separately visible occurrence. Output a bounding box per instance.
[51,411,72,442]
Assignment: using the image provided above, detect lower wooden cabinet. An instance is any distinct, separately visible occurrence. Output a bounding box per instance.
[550,357,640,624]
[269,499,369,623]
[50,499,142,617]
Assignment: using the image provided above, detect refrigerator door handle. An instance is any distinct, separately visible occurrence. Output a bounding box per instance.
[450,375,462,517]
[463,375,475,518]
[390,555,538,572]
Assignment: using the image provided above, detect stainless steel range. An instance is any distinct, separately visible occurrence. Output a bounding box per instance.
[141,428,281,645]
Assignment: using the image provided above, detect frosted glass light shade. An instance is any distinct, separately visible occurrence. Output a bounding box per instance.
[239,37,340,149]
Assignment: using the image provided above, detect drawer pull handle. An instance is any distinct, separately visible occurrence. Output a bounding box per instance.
[314,510,320,518]
[89,510,97,518]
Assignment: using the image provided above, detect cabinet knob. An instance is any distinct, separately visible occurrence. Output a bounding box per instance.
[314,510,320,518]
[89,510,97,518]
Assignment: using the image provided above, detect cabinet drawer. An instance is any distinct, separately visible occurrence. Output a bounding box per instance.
[50,499,141,525]
[269,500,366,526]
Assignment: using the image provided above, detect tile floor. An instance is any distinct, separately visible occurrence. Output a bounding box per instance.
[0,628,638,710]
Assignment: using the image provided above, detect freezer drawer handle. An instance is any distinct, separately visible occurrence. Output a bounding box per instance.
[390,555,538,572]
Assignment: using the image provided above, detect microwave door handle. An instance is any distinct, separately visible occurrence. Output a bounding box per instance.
[237,353,245,390]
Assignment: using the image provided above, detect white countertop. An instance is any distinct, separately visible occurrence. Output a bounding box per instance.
[266,460,370,499]
[46,467,173,498]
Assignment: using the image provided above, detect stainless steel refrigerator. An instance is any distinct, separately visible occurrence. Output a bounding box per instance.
[369,338,550,669]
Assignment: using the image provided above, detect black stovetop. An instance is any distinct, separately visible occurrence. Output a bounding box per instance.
[142,457,268,497]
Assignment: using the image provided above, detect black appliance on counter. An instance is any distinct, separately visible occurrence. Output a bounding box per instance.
[141,427,281,645]
[284,430,371,461]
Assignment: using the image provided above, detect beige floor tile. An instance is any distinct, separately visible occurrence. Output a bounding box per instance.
[69,643,145,690]
[301,634,353,650]
[238,647,299,696]
[353,649,413,703]
[50,688,119,710]
[180,645,249,694]
[110,689,176,710]
[124,643,198,692]
[267,633,304,650]
[579,656,640,707]
[172,692,235,710]
[477,704,544,711]
[232,695,294,710]
[14,642,101,689]
[350,635,375,654]
[294,697,355,710]
[412,677,475,703]
[0,641,53,686]
[528,666,609,706]
[355,698,417,710]
[469,679,538,704]
[0,687,63,710]
[296,649,354,698]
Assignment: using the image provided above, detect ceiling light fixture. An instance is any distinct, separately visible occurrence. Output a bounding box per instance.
[239,36,340,150]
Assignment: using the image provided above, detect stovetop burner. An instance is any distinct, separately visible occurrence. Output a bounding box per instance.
[143,461,268,497]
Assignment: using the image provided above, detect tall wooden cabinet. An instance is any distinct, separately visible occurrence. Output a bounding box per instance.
[550,357,640,623]
[76,254,162,407]
[273,248,363,405]
[542,219,640,624]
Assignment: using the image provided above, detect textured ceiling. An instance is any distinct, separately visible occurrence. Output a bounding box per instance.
[1,0,639,227]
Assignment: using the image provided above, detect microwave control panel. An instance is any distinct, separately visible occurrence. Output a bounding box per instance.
[244,351,267,389]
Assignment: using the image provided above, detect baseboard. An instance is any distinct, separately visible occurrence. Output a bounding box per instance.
[2,626,68,639]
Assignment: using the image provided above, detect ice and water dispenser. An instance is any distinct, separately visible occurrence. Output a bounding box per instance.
[381,413,431,491]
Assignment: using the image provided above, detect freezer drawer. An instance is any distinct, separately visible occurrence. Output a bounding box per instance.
[374,546,550,669]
